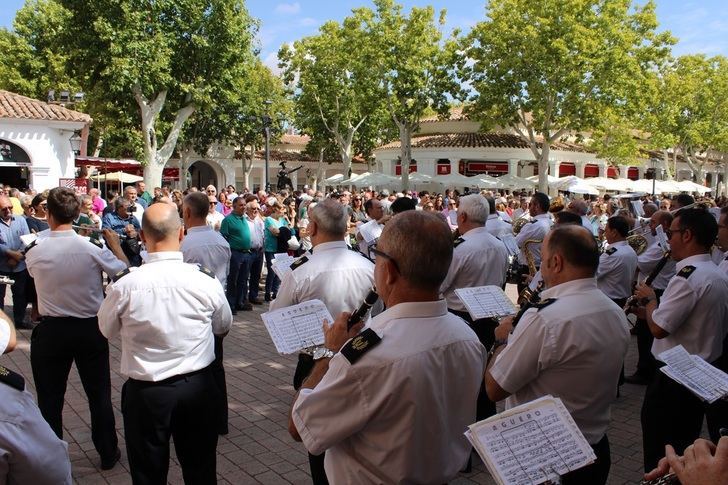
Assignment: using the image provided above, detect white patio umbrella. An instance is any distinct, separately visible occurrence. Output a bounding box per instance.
[630,179,679,194]
[325,173,345,184]
[434,172,481,187]
[472,174,505,189]
[94,171,144,184]
[564,182,599,196]
[550,175,581,191]
[498,174,537,190]
[675,180,712,194]
[339,172,368,185]
[582,177,633,192]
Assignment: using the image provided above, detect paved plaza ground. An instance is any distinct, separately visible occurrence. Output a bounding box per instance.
[3,285,661,485]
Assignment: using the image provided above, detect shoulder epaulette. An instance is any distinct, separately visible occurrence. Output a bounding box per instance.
[529,220,537,224]
[340,328,381,365]
[605,247,617,255]
[290,256,309,271]
[198,265,215,279]
[89,238,104,249]
[112,268,131,282]
[0,365,25,391]
[533,298,557,311]
[453,237,465,248]
[23,240,38,254]
[677,265,696,279]
[724,254,728,261]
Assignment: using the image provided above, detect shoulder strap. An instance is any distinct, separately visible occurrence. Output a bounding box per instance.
[533,298,557,311]
[89,238,104,249]
[198,265,216,279]
[290,256,309,271]
[112,268,131,282]
[340,328,382,365]
[677,265,696,279]
[605,247,617,255]
[453,237,465,248]
[0,365,25,391]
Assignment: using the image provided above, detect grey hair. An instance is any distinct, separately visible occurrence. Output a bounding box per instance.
[141,205,182,241]
[114,197,131,210]
[458,194,490,225]
[379,211,453,290]
[19,195,33,209]
[309,198,347,236]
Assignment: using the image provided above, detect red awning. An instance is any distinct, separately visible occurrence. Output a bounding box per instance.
[607,166,618,178]
[558,162,576,177]
[627,167,639,180]
[75,156,142,171]
[584,164,599,177]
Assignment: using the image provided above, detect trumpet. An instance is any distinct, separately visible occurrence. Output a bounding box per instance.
[624,250,671,316]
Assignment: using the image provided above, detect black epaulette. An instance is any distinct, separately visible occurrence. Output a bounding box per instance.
[453,237,465,248]
[724,254,728,261]
[340,328,381,365]
[290,256,309,271]
[23,240,38,254]
[198,266,215,279]
[532,298,557,311]
[677,265,696,279]
[605,247,617,255]
[112,268,131,282]
[0,365,25,391]
[89,238,104,249]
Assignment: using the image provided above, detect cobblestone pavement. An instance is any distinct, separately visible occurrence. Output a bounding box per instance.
[3,285,660,485]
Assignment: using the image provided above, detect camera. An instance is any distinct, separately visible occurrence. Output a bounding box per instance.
[127,204,137,213]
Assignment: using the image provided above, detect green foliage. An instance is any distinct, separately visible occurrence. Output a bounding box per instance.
[589,109,642,166]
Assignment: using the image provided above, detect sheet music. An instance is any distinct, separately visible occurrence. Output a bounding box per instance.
[271,254,296,280]
[358,220,383,244]
[20,233,38,247]
[499,234,520,257]
[466,395,596,485]
[658,345,728,403]
[261,300,333,354]
[631,200,645,217]
[455,286,517,320]
[655,225,669,252]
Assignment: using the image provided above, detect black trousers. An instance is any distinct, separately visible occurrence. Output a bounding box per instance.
[641,367,705,471]
[0,269,27,325]
[449,309,498,421]
[561,434,611,485]
[122,365,219,485]
[632,288,664,379]
[30,316,118,461]
[212,335,228,435]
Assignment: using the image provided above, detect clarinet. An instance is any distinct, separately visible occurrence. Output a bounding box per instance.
[511,280,544,329]
[347,288,379,331]
[624,250,671,314]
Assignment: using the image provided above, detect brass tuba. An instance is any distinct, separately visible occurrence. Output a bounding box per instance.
[627,234,649,255]
[512,218,530,235]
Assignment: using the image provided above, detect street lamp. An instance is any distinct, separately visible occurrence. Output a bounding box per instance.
[69,130,83,155]
[263,100,273,192]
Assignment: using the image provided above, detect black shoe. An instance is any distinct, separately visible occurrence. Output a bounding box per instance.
[100,448,121,470]
[231,309,238,315]
[237,303,253,311]
[264,293,271,302]
[249,298,263,305]
[271,293,277,300]
[624,373,651,385]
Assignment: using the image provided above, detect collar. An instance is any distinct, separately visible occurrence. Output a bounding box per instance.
[676,253,712,271]
[186,225,212,234]
[0,216,14,226]
[144,251,184,263]
[534,213,551,221]
[540,277,597,300]
[610,240,630,248]
[487,214,499,220]
[48,230,78,238]
[369,300,448,332]
[311,240,347,253]
[463,226,488,238]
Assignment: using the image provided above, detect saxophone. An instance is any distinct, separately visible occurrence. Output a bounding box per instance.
[522,239,542,278]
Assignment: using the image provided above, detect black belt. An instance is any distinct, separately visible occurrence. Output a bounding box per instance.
[128,363,213,386]
[40,315,98,324]
[231,248,252,253]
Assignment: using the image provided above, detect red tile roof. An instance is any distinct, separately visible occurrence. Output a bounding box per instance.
[279,133,311,145]
[377,132,594,154]
[419,106,468,123]
[0,90,91,123]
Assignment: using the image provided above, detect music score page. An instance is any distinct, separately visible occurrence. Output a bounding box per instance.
[455,286,518,320]
[261,300,333,355]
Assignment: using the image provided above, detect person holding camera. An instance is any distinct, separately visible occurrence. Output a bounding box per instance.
[102,198,143,266]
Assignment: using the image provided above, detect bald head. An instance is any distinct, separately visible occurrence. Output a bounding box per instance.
[643,203,658,217]
[141,202,182,244]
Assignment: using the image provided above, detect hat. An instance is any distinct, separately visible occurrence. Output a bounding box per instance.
[380,189,390,196]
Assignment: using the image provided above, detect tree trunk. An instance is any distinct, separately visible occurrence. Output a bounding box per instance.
[243,144,255,192]
[92,134,104,157]
[537,143,550,194]
[722,163,728,197]
[178,147,193,190]
[662,149,673,180]
[134,84,196,188]
[399,123,413,192]
[313,148,325,193]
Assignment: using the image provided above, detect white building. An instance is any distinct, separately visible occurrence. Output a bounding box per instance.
[0,90,90,191]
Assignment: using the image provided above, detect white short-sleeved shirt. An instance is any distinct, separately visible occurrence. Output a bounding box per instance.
[515,213,551,266]
[597,240,638,299]
[270,240,374,318]
[181,225,231,289]
[651,253,728,363]
[292,300,486,484]
[441,226,509,311]
[246,215,265,250]
[0,379,72,484]
[486,214,512,239]
[719,251,728,275]
[98,251,232,381]
[205,210,225,230]
[490,278,630,444]
[25,230,127,318]
[637,240,675,291]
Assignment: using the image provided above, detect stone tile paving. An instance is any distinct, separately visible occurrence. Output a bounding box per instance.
[2,287,674,485]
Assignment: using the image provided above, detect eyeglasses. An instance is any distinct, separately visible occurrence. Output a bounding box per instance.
[207,190,216,194]
[665,228,687,239]
[209,202,217,206]
[370,246,400,273]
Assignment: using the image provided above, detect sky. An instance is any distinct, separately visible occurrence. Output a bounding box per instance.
[2,0,727,74]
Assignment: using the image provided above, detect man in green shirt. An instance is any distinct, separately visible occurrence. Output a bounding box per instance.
[220,198,252,314]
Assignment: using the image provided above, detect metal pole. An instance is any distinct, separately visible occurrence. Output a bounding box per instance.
[264,125,270,193]
[652,161,656,197]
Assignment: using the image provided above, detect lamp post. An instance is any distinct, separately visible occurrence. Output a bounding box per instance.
[69,130,83,155]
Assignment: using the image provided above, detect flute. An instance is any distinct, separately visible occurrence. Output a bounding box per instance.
[72,225,128,239]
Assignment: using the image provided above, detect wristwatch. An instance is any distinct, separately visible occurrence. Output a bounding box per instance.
[313,347,335,360]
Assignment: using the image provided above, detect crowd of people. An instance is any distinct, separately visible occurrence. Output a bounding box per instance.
[0,178,727,484]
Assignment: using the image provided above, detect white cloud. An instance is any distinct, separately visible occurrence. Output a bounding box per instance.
[299,17,317,27]
[263,51,283,77]
[275,3,300,15]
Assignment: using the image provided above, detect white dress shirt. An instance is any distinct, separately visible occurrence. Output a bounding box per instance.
[486,214,512,239]
[246,215,265,250]
[719,251,728,275]
[205,210,225,230]
[515,213,551,266]
[490,278,630,444]
[441,226,509,311]
[292,300,486,484]
[270,240,374,318]
[98,251,232,382]
[637,240,676,291]
[181,225,231,289]
[651,253,728,363]
[597,240,638,300]
[132,201,144,226]
[25,230,127,318]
